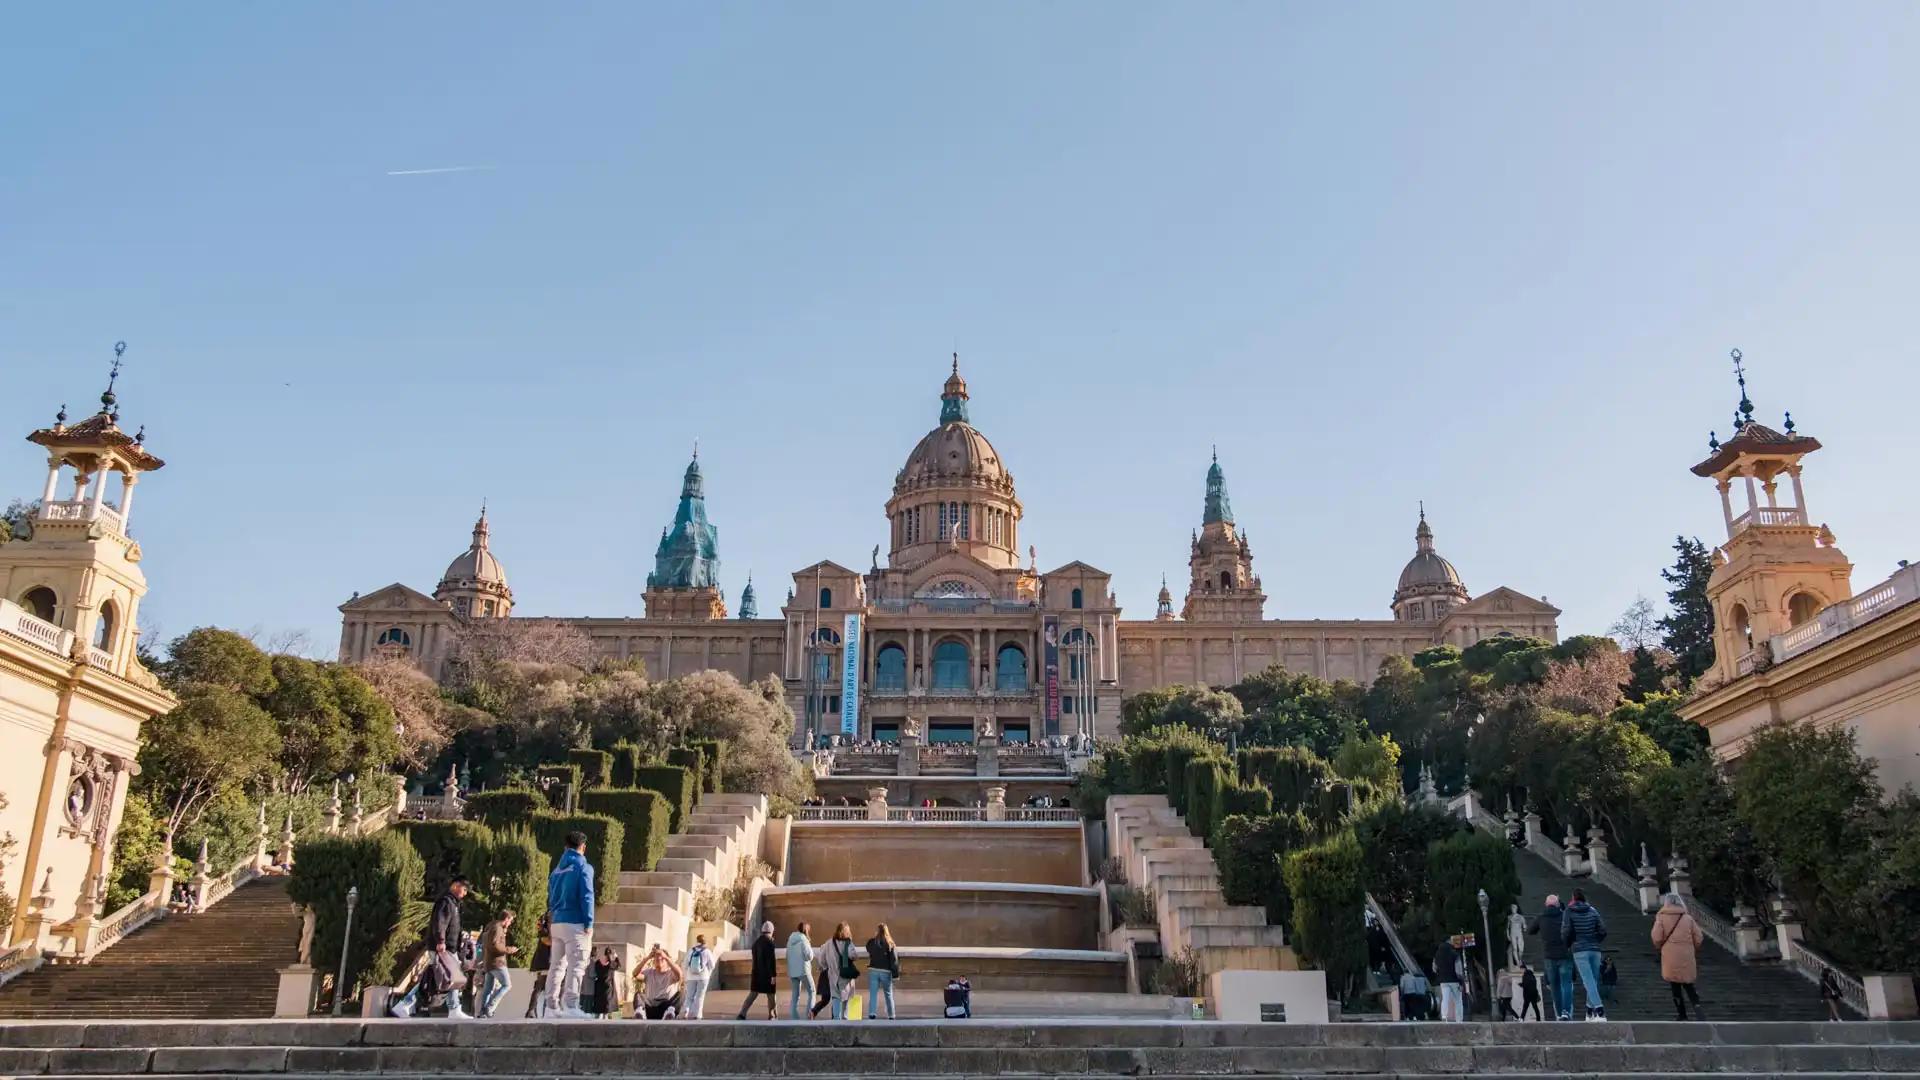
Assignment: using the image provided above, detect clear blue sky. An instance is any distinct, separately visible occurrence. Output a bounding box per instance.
[5,4,1917,658]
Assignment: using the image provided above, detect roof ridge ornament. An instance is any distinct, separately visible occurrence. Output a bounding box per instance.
[101,341,126,413]
[1730,347,1754,430]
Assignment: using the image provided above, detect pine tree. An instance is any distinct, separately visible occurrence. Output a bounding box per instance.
[1657,536,1716,684]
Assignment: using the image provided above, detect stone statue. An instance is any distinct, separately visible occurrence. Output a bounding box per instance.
[903,717,920,739]
[871,544,880,570]
[296,906,317,966]
[1506,904,1527,970]
[977,716,996,738]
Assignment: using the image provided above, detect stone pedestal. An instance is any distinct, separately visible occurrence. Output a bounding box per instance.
[1635,844,1660,914]
[985,785,1008,822]
[274,965,318,1018]
[1205,969,1330,1024]
[1561,825,1585,877]
[898,733,921,776]
[1584,827,1609,871]
[1732,901,1771,959]
[250,806,272,874]
[1865,974,1918,1020]
[1523,811,1543,849]
[188,839,213,910]
[977,734,1000,777]
[865,787,889,822]
[392,774,409,817]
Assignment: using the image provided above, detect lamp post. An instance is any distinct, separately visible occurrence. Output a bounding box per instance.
[332,885,359,1017]
[1476,887,1494,1020]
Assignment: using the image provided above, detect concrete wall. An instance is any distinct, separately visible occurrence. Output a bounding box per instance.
[785,822,1083,887]
[759,882,1100,949]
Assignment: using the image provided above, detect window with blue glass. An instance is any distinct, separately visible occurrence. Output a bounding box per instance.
[931,640,970,691]
[819,587,832,609]
[1070,587,1083,609]
[875,644,907,690]
[995,643,1028,691]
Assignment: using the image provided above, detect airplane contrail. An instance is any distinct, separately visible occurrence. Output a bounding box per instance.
[386,165,496,176]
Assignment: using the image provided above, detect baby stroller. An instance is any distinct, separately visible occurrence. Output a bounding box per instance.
[943,977,973,1018]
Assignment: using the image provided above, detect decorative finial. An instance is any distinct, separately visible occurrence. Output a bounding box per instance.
[134,425,146,445]
[1708,430,1720,451]
[1211,444,1218,464]
[692,437,699,461]
[1419,499,1426,522]
[951,352,959,377]
[1783,410,1795,434]
[1730,347,1754,427]
[55,403,67,426]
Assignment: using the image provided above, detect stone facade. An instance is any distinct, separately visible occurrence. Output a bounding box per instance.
[340,359,1558,744]
[1,360,177,949]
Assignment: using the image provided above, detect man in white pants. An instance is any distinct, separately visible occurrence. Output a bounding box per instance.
[544,831,596,1018]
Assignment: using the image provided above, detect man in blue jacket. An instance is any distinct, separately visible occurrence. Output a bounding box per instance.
[545,831,596,1019]
[1560,888,1609,1021]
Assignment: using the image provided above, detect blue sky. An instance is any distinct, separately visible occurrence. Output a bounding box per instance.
[4,4,1917,658]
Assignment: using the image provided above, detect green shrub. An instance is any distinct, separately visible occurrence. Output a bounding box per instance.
[633,764,696,831]
[390,819,496,905]
[1238,745,1335,810]
[529,811,624,905]
[1283,829,1368,1001]
[666,747,706,807]
[1218,782,1274,829]
[480,827,548,965]
[465,788,543,831]
[1109,883,1157,929]
[1165,741,1214,815]
[1426,829,1522,969]
[567,748,614,789]
[1216,811,1313,925]
[1184,757,1229,840]
[577,788,671,873]
[767,794,796,819]
[533,764,581,809]
[1352,800,1460,925]
[686,738,728,793]
[608,743,642,788]
[287,831,426,996]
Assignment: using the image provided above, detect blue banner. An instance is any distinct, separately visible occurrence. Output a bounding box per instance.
[840,613,861,736]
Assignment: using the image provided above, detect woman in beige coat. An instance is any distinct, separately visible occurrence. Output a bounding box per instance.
[1650,893,1705,1019]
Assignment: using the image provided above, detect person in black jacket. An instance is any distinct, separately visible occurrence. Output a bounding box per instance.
[1560,889,1609,1021]
[734,921,780,1020]
[1432,934,1466,1021]
[421,875,470,1018]
[1530,894,1574,1020]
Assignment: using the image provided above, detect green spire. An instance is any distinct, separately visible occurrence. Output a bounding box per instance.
[648,447,721,589]
[940,353,970,424]
[1203,446,1234,525]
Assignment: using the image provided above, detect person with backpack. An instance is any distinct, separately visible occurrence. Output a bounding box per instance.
[785,922,816,1019]
[814,922,860,1019]
[1559,888,1609,1021]
[683,934,715,1019]
[1651,893,1704,1020]
[864,923,900,1020]
[1530,894,1574,1020]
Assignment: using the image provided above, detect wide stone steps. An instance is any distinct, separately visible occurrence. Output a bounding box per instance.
[0,878,300,1020]
[1,1019,1916,1076]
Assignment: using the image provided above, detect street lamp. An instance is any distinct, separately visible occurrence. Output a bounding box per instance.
[333,885,359,1017]
[1476,887,1494,1020]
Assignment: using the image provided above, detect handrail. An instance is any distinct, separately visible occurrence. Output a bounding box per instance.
[0,941,45,989]
[1783,938,1867,1016]
[1365,892,1421,978]
[79,889,167,961]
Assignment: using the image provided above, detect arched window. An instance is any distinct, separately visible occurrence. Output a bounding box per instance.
[995,643,1028,691]
[93,600,116,651]
[875,644,907,690]
[1070,587,1083,610]
[811,627,841,647]
[1220,570,1233,589]
[1062,627,1094,680]
[21,586,56,623]
[1729,604,1752,650]
[931,640,970,691]
[482,599,496,617]
[376,627,412,649]
[819,587,833,609]
[1788,592,1821,626]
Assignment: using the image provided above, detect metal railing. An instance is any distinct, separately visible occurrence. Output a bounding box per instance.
[1365,892,1421,979]
[1783,937,1867,1016]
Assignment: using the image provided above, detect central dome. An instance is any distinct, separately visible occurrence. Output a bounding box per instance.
[1397,550,1463,590]
[884,357,1024,571]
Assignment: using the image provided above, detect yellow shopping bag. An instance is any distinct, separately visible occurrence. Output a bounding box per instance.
[845,994,864,1020]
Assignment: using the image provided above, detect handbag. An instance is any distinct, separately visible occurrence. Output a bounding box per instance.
[836,941,860,981]
[433,950,467,992]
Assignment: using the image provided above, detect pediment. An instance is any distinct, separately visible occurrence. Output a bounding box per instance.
[340,583,444,613]
[1453,586,1561,616]
[790,560,861,580]
[1042,560,1110,579]
[903,551,1007,596]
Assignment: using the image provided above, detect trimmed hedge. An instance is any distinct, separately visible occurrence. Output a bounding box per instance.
[1427,829,1522,969]
[633,764,696,831]
[287,831,426,995]
[1164,742,1214,816]
[665,746,706,807]
[1184,757,1230,840]
[529,811,624,905]
[1283,829,1368,999]
[578,788,671,873]
[484,827,548,965]
[390,819,495,905]
[685,738,728,793]
[1216,810,1313,925]
[465,788,544,831]
[608,743,643,789]
[567,748,614,789]
[533,764,581,810]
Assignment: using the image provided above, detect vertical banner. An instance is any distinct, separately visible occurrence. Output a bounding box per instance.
[840,613,862,736]
[1042,615,1061,738]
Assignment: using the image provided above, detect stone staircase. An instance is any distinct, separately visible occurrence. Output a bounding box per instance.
[2,1018,1917,1076]
[1507,842,1830,1022]
[1104,794,1293,978]
[0,878,300,1020]
[596,794,768,967]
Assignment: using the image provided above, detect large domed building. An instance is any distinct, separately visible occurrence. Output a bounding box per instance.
[340,359,1558,744]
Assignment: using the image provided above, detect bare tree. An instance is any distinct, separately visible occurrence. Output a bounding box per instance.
[1609,596,1661,652]
[449,618,597,672]
[354,655,456,770]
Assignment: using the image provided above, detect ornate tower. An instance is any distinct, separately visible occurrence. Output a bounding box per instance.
[1391,507,1470,621]
[738,575,759,619]
[1691,352,1850,685]
[1155,575,1175,621]
[884,356,1023,571]
[1182,449,1264,621]
[644,451,727,620]
[434,506,513,619]
[4,347,168,679]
